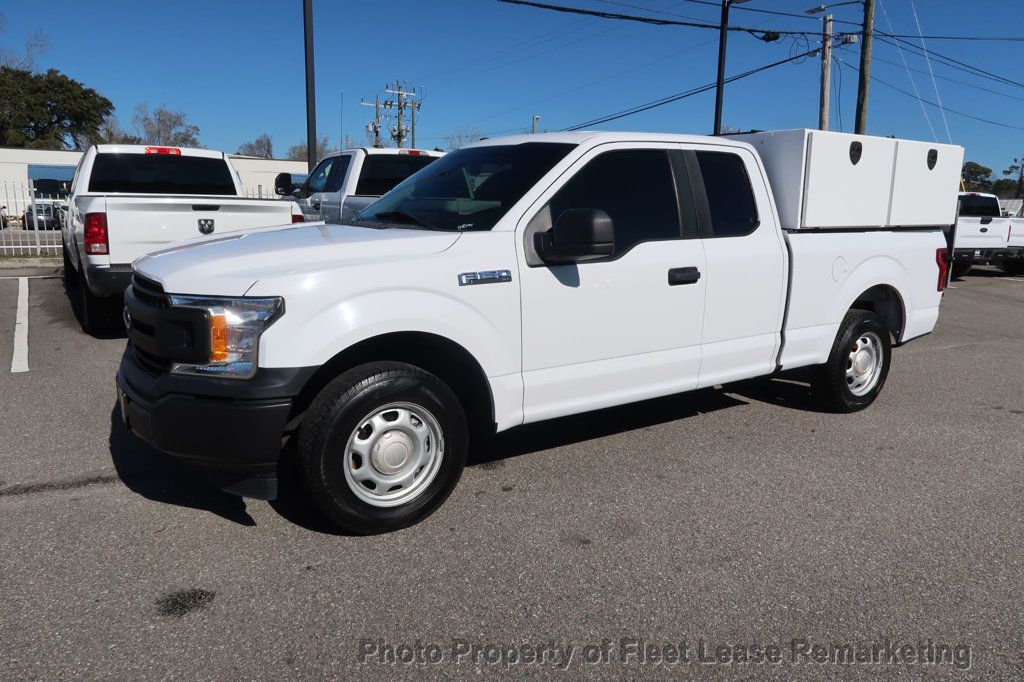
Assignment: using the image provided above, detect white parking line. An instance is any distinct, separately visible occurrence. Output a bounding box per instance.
[11,277,28,373]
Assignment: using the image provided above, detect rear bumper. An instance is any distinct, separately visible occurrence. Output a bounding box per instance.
[952,247,1019,264]
[116,346,316,498]
[85,265,133,297]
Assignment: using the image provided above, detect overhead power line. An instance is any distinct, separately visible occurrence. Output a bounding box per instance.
[834,57,1024,133]
[500,0,1024,42]
[563,48,818,130]
[875,35,1024,90]
[595,0,863,28]
[498,0,821,37]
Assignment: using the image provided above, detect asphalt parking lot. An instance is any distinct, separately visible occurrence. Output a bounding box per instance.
[1,265,1022,678]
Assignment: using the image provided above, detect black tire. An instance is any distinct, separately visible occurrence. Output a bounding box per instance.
[950,262,971,279]
[1001,259,1024,276]
[75,267,118,334]
[297,361,468,534]
[61,242,74,290]
[810,309,892,413]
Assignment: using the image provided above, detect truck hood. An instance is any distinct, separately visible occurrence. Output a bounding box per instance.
[134,223,462,296]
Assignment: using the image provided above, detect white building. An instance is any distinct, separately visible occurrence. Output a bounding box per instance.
[0,146,307,198]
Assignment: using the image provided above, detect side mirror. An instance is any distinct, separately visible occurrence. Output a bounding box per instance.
[273,172,294,197]
[536,209,615,264]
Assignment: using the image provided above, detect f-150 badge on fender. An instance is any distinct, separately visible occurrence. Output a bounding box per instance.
[458,270,512,286]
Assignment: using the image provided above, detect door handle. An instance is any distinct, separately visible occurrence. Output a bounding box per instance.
[668,266,701,285]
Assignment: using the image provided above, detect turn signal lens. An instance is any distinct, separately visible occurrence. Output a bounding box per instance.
[209,312,228,362]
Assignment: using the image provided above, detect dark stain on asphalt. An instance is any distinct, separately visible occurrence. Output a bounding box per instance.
[0,473,118,497]
[561,532,593,547]
[501,485,514,492]
[156,589,216,617]
[1010,410,1023,415]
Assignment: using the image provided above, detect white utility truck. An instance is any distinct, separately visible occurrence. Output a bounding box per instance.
[117,129,963,533]
[62,145,304,332]
[951,192,1014,278]
[276,147,443,223]
[1003,215,1024,275]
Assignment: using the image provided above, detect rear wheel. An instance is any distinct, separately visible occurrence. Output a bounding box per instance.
[297,361,468,534]
[61,242,74,289]
[950,262,971,279]
[811,309,891,413]
[75,268,118,334]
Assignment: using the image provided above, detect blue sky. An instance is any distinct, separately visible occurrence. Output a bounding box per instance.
[3,0,1021,173]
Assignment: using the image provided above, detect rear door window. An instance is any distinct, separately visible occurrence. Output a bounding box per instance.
[355,155,437,196]
[88,154,236,195]
[695,151,759,238]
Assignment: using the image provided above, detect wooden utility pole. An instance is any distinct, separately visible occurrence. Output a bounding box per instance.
[855,0,874,134]
[819,14,833,131]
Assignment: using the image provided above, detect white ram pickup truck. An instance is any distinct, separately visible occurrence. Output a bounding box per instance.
[951,192,1014,278]
[275,147,442,223]
[116,130,962,534]
[62,144,303,332]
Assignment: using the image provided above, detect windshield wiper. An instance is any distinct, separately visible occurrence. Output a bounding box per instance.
[369,210,440,230]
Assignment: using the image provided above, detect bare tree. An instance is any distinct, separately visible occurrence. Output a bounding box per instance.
[443,125,483,151]
[237,134,274,158]
[0,14,49,70]
[133,104,201,147]
[93,115,142,145]
[287,136,336,163]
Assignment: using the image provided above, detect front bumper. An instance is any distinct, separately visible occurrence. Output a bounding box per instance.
[952,247,1020,264]
[116,345,315,498]
[85,265,133,297]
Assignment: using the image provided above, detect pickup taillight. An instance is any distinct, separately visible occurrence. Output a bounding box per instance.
[936,247,950,292]
[84,213,109,255]
[291,213,304,223]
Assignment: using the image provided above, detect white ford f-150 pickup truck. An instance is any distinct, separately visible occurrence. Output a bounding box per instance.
[950,192,1014,278]
[275,147,443,223]
[116,129,963,533]
[62,144,303,332]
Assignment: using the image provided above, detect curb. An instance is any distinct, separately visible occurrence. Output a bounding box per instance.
[0,257,62,269]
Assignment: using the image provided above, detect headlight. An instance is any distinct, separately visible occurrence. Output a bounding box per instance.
[167,295,284,379]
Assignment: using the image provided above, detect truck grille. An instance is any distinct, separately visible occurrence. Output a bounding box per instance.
[125,273,210,376]
[131,274,169,309]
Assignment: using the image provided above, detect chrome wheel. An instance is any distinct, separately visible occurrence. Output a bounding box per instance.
[845,331,884,396]
[342,402,444,508]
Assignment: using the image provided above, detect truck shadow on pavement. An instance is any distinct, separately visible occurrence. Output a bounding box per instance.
[109,377,825,534]
[108,406,256,526]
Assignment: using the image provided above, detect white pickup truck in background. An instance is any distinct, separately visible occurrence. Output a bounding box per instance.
[62,145,304,332]
[118,129,962,533]
[276,147,442,223]
[951,192,1014,278]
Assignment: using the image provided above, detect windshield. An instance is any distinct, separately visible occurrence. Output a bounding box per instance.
[354,142,575,231]
[958,194,1001,218]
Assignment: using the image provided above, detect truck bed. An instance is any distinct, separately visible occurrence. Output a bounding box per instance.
[81,194,296,265]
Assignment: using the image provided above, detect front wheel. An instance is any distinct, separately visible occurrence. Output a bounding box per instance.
[811,309,892,413]
[297,361,468,534]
